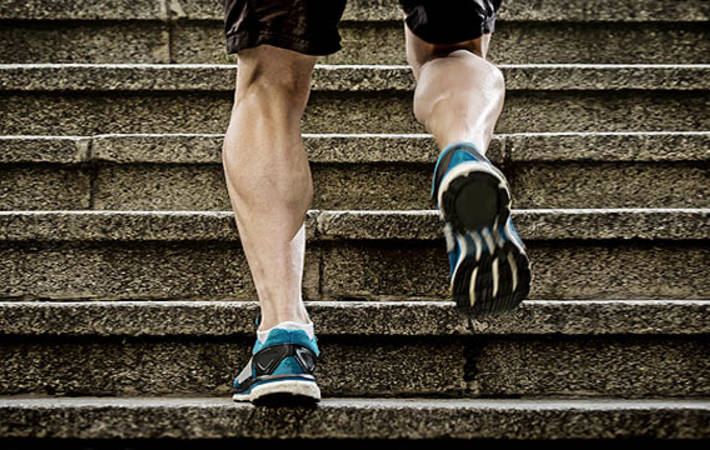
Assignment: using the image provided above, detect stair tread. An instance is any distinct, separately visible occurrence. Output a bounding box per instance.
[1,395,708,440]
[3,131,709,164]
[0,208,707,241]
[1,299,708,336]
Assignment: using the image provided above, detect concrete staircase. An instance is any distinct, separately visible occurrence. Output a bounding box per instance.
[1,0,709,441]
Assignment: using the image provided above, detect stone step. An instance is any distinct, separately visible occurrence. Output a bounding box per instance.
[5,63,709,91]
[0,397,708,439]
[2,1,708,64]
[1,209,708,301]
[3,300,707,336]
[1,64,708,135]
[2,132,708,210]
[0,300,708,397]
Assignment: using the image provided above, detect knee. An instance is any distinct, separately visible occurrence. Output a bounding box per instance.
[428,49,505,90]
[238,70,313,113]
[235,48,316,113]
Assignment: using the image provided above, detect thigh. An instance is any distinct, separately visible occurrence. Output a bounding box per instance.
[224,0,347,56]
[401,0,500,74]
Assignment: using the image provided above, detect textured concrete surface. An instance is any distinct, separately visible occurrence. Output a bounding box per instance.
[1,235,707,300]
[312,163,428,210]
[91,133,226,164]
[467,336,710,397]
[2,209,708,241]
[0,136,87,163]
[303,133,454,163]
[498,0,710,22]
[0,337,465,397]
[316,209,710,241]
[321,241,710,300]
[6,91,710,135]
[92,164,232,211]
[0,397,708,439]
[0,0,165,19]
[5,132,706,164]
[3,161,708,210]
[89,163,437,211]
[0,22,170,63]
[504,131,710,162]
[0,335,708,398]
[488,22,710,65]
[509,162,710,208]
[91,133,441,164]
[171,21,237,65]
[0,210,321,241]
[0,241,320,301]
[177,21,710,65]
[1,300,708,337]
[0,166,91,210]
[5,20,703,65]
[3,91,710,135]
[4,20,707,65]
[4,64,710,92]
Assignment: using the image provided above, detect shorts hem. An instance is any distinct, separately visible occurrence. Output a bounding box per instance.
[226,29,341,56]
[407,13,498,44]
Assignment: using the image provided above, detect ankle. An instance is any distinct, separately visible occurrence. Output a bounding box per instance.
[258,308,311,332]
[257,319,315,342]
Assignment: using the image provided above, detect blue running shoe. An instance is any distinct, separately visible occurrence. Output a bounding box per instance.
[431,142,532,315]
[232,321,321,404]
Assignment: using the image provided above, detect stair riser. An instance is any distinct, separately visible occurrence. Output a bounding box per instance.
[322,241,710,301]
[1,241,708,300]
[0,336,707,397]
[3,91,709,135]
[0,21,171,64]
[3,162,708,211]
[3,21,708,64]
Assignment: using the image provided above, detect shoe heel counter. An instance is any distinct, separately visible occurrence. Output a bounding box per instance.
[272,356,308,376]
[254,328,319,356]
[431,143,488,202]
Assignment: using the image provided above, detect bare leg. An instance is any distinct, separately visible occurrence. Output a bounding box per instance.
[221,45,316,332]
[406,25,505,153]
[407,25,531,314]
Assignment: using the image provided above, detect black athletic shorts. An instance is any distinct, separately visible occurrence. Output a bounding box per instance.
[224,0,502,56]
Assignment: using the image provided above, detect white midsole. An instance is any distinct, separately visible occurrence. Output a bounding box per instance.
[492,257,499,297]
[232,379,321,402]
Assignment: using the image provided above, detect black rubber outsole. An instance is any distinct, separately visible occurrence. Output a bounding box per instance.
[452,239,532,315]
[439,170,532,316]
[251,393,320,407]
[440,171,511,235]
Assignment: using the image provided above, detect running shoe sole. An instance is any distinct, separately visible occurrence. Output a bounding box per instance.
[232,378,321,404]
[438,161,532,315]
